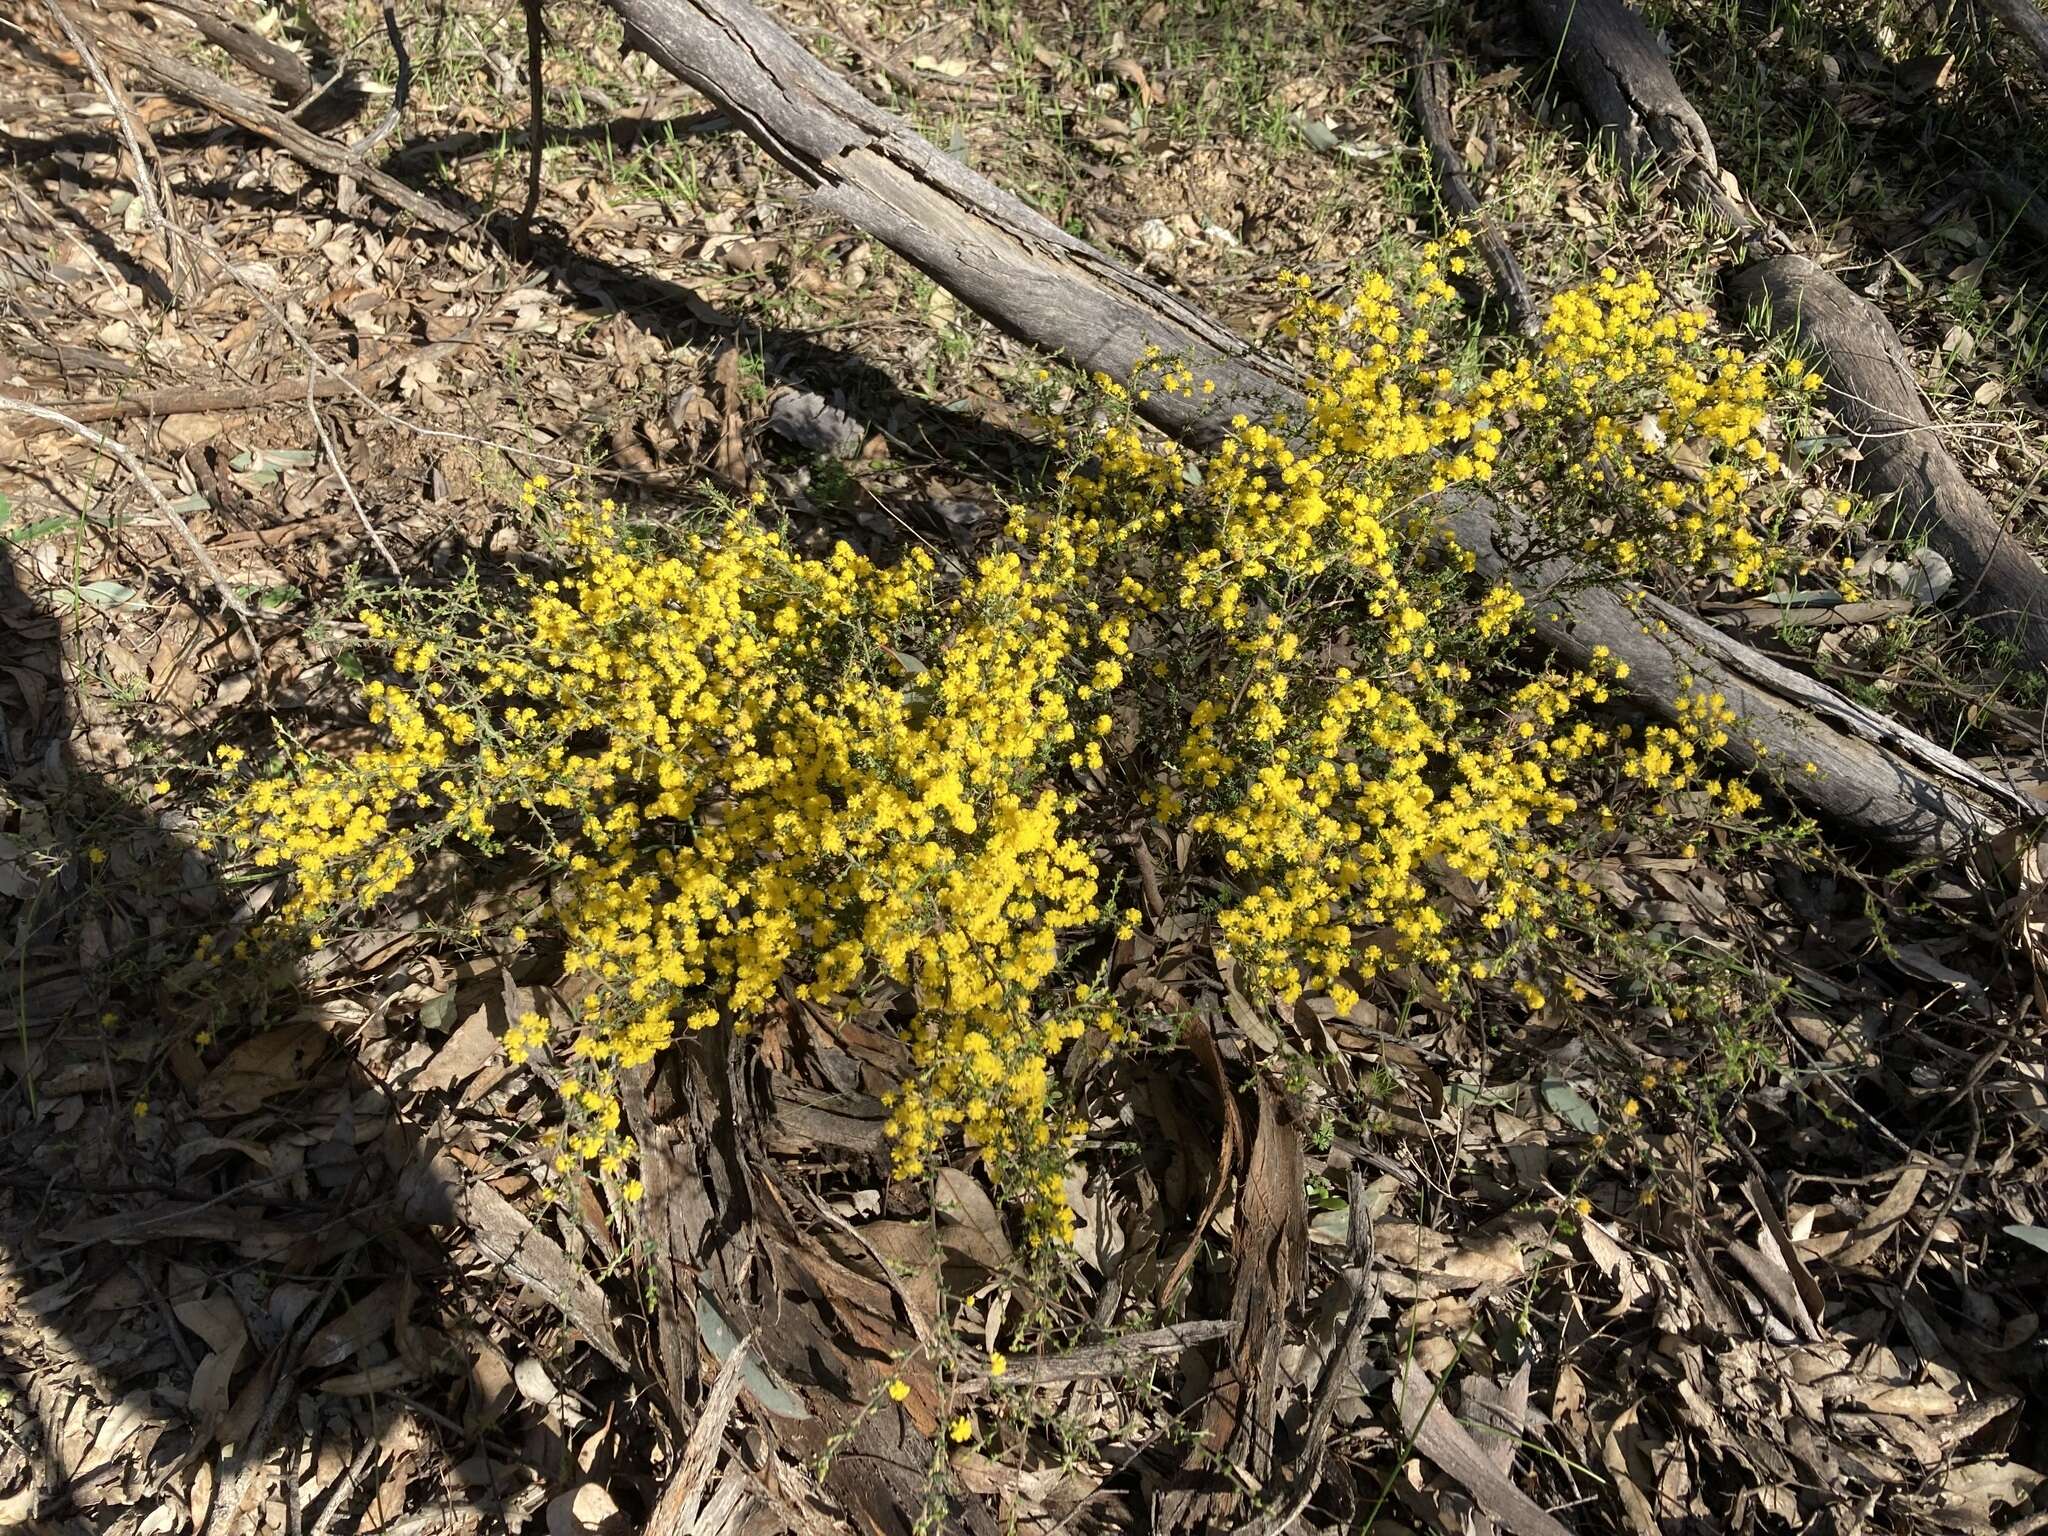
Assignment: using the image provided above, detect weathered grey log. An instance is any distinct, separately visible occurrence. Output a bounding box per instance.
[600,0,2040,859]
[605,0,1300,442]
[131,0,315,101]
[1518,0,2048,669]
[1522,0,1766,237]
[1731,255,2048,669]
[1979,0,2048,79]
[1445,498,2040,859]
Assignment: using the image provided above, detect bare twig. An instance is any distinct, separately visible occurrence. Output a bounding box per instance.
[304,1434,380,1536]
[41,0,197,301]
[12,373,362,433]
[43,0,169,234]
[0,395,262,638]
[199,1257,358,1536]
[519,0,547,233]
[308,381,402,577]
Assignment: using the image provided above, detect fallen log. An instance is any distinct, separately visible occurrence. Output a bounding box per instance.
[1731,255,2048,669]
[1522,0,1765,237]
[1523,0,2048,670]
[128,0,316,101]
[1445,499,2039,859]
[596,0,2042,863]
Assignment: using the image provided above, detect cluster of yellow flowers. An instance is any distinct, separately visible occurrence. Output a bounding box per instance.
[220,251,1817,1230]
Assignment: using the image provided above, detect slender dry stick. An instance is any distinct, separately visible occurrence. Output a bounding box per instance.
[519,0,547,233]
[308,373,402,576]
[1408,40,1540,338]
[355,0,411,152]
[0,397,260,634]
[43,0,170,236]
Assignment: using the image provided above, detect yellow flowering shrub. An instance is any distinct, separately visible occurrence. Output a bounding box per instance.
[218,248,1821,1233]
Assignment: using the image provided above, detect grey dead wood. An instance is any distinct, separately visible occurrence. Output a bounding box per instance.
[600,0,2042,862]
[1410,42,1541,338]
[91,30,471,234]
[1522,0,1766,236]
[1523,0,2048,670]
[1731,254,2048,669]
[1978,0,2048,79]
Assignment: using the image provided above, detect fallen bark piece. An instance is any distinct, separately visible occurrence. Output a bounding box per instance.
[1155,1078,1307,1534]
[397,1143,629,1369]
[1731,254,2048,668]
[1396,1359,1577,1536]
[597,0,2033,863]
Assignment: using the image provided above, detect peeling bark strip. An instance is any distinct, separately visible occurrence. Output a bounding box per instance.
[1522,0,1763,236]
[1732,255,2048,669]
[599,0,2035,859]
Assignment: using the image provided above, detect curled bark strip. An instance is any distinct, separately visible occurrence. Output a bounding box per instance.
[1731,254,2048,668]
[599,0,2032,861]
[1523,0,1767,238]
[1155,1077,1306,1534]
[1409,42,1541,338]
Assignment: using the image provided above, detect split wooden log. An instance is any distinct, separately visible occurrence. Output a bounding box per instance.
[597,0,2042,862]
[1524,0,2048,668]
[1731,255,2048,668]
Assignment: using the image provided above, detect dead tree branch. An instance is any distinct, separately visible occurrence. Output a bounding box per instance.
[594,0,2043,863]
[1526,0,2048,668]
[92,27,471,234]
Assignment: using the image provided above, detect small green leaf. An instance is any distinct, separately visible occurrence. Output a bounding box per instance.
[6,515,83,545]
[695,1287,810,1419]
[55,579,138,610]
[2004,1224,2048,1257]
[1541,1078,1603,1134]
